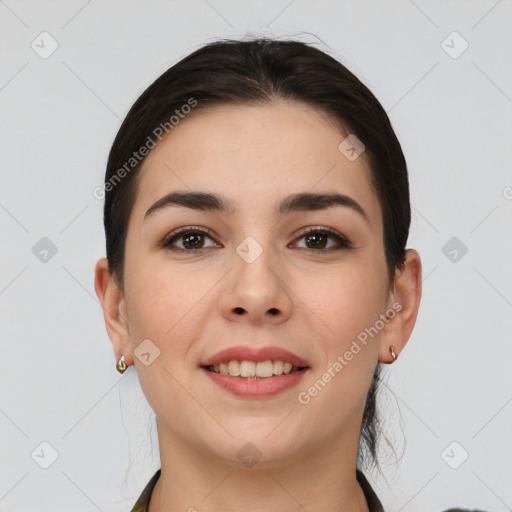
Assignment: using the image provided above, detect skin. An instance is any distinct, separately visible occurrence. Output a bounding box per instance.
[95,100,422,512]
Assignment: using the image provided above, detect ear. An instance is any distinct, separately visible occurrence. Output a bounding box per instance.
[378,249,422,363]
[94,257,134,366]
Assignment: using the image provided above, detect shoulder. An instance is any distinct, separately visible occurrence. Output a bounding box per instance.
[129,469,161,512]
[356,470,491,512]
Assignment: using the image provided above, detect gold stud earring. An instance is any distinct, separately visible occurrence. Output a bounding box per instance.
[389,345,397,361]
[116,355,127,374]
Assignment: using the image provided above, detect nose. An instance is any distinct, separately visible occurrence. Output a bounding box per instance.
[219,242,293,326]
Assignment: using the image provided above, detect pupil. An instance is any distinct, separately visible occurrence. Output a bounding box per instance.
[307,234,326,249]
[184,234,203,249]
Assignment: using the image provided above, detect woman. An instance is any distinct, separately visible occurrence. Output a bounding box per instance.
[94,37,478,512]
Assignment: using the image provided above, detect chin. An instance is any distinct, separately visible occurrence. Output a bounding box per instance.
[202,426,306,470]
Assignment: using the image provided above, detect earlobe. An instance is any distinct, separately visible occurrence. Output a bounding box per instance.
[378,249,422,363]
[94,258,134,366]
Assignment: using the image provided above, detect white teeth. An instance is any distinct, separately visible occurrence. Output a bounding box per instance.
[240,360,256,377]
[256,360,274,378]
[207,360,303,378]
[228,360,240,376]
[273,360,284,375]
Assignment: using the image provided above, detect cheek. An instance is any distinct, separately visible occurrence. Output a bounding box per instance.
[125,258,218,363]
[294,265,383,428]
[295,260,387,348]
[127,270,189,339]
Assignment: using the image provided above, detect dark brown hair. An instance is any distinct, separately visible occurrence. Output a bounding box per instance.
[102,36,410,474]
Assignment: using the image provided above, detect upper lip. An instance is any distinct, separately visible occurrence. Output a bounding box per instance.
[200,345,310,368]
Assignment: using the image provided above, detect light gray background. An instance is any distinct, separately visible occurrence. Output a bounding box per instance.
[1,0,511,511]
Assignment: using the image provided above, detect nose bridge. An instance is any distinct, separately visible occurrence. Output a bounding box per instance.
[233,231,277,288]
[236,231,269,265]
[221,227,292,321]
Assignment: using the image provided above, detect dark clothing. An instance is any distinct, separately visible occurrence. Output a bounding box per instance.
[129,468,487,512]
[129,468,384,511]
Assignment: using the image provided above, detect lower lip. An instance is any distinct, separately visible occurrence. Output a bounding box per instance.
[200,367,309,398]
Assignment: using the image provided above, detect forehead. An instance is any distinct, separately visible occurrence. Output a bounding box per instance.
[131,100,381,229]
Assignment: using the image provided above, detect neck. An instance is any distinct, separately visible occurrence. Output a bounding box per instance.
[148,420,370,512]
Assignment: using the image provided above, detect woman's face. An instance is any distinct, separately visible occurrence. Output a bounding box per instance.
[112,100,398,466]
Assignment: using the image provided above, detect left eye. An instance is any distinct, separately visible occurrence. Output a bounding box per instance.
[292,228,353,252]
[160,227,353,253]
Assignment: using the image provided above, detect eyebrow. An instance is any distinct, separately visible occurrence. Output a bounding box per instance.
[144,190,370,225]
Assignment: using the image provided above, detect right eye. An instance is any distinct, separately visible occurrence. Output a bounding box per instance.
[159,226,220,252]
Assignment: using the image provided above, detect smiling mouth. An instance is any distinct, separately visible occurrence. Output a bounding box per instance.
[203,360,309,379]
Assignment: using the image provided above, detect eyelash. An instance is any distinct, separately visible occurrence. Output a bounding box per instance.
[159,225,354,254]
